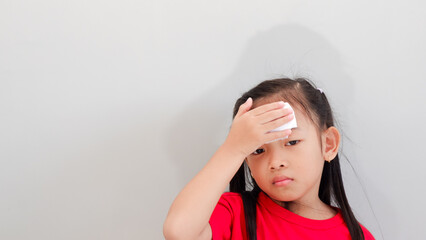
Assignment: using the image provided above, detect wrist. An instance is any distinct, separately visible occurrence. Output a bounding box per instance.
[219,140,248,162]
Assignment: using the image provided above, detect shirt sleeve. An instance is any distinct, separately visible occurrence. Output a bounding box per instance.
[209,193,234,240]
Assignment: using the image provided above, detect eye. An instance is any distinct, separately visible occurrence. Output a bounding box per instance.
[252,148,265,155]
[285,140,300,146]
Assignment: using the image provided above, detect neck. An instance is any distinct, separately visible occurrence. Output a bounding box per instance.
[271,197,337,220]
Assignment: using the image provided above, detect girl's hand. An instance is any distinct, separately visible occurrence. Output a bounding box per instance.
[223,97,294,158]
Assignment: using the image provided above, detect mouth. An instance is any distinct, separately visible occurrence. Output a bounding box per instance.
[273,176,293,186]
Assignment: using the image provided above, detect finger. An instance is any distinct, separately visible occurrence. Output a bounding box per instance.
[235,97,253,118]
[257,107,293,125]
[264,129,292,143]
[261,113,295,132]
[249,101,286,116]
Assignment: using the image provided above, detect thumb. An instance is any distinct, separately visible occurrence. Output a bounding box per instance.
[235,97,253,118]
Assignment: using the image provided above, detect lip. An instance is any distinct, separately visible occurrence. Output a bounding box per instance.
[272,176,293,186]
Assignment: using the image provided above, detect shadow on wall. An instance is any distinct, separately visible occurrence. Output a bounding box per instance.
[165,24,388,239]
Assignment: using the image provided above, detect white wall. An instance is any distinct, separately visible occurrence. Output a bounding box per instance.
[1,1,425,239]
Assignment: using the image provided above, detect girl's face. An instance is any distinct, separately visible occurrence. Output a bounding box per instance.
[246,100,336,206]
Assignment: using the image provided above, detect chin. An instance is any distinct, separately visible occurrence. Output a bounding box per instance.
[266,191,299,202]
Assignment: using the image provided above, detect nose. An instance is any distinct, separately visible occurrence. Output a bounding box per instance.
[268,147,287,170]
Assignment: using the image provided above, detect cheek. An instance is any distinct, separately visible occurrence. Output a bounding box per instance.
[246,159,266,177]
[308,160,325,181]
[293,155,324,176]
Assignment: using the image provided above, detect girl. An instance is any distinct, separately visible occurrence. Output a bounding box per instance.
[163,78,375,240]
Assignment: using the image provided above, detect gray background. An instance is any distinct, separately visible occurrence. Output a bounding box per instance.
[1,0,425,239]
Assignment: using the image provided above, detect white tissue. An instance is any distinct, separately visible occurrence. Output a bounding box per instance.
[266,102,297,143]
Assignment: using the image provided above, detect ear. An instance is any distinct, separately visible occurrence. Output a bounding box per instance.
[321,126,340,162]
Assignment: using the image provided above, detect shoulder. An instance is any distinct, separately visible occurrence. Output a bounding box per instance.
[219,192,242,201]
[210,192,245,239]
[216,192,243,210]
[210,192,243,230]
[360,223,375,240]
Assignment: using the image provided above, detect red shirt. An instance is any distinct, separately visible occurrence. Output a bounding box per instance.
[209,191,375,240]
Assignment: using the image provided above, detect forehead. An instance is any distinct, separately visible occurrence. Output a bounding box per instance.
[253,98,316,134]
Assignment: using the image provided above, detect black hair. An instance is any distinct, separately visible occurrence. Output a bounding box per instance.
[229,78,365,240]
